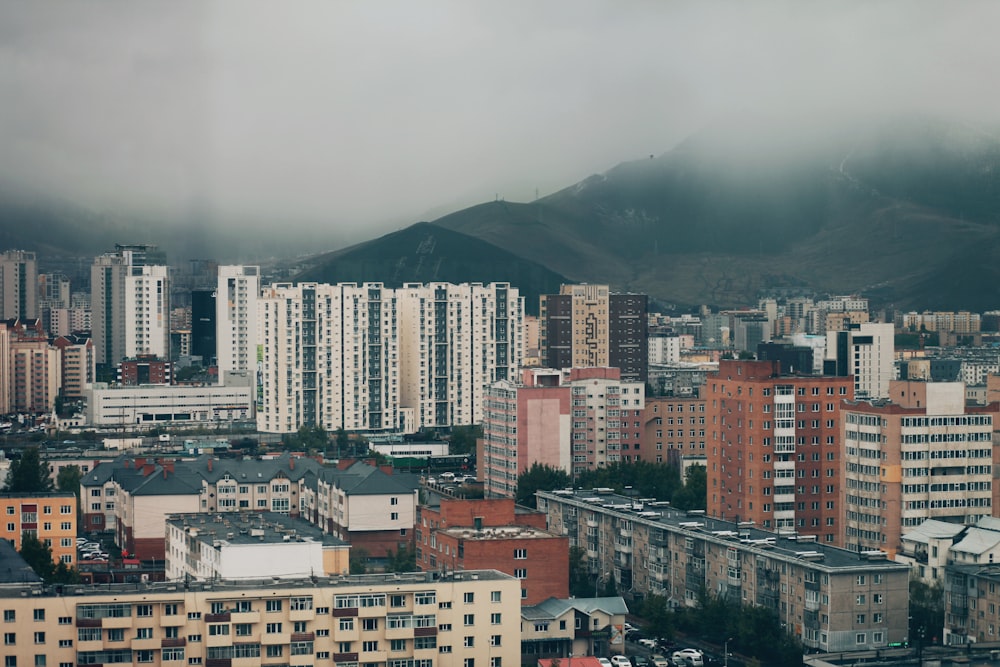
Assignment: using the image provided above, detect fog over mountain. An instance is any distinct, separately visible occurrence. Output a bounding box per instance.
[2,1,1000,257]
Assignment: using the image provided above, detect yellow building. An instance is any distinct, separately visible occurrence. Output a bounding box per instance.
[0,492,77,567]
[0,569,521,667]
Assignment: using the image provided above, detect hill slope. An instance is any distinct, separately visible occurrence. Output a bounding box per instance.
[432,116,1000,310]
[294,222,569,314]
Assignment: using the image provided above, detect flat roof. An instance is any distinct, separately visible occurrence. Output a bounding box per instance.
[439,525,559,540]
[166,511,347,548]
[539,489,910,572]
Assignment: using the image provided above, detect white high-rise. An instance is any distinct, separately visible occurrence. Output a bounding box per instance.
[257,282,400,434]
[216,265,260,378]
[91,245,169,365]
[826,321,894,399]
[397,282,522,428]
[257,281,522,434]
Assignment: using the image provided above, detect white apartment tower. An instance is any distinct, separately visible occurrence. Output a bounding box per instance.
[258,282,400,433]
[258,282,522,434]
[397,282,523,427]
[826,321,894,399]
[216,265,260,378]
[0,249,38,320]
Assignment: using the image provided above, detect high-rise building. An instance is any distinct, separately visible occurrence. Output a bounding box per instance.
[842,381,997,555]
[540,284,648,382]
[190,288,216,365]
[91,245,169,365]
[258,282,522,434]
[216,265,259,377]
[0,318,61,413]
[398,282,523,428]
[825,321,894,399]
[53,333,95,400]
[37,271,71,334]
[707,359,853,542]
[0,249,37,320]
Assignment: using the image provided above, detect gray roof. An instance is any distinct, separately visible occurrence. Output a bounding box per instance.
[0,539,43,586]
[952,527,1000,556]
[523,596,629,620]
[901,519,968,545]
[315,461,420,496]
[978,517,1000,533]
[166,511,348,548]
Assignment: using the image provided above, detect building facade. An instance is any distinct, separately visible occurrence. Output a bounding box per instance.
[538,489,910,653]
[0,492,77,566]
[416,497,569,605]
[540,284,648,383]
[642,396,707,464]
[52,334,95,400]
[0,569,521,667]
[707,360,853,542]
[0,249,38,321]
[842,381,997,555]
[825,322,895,399]
[84,381,253,427]
[1,318,61,414]
[216,265,259,377]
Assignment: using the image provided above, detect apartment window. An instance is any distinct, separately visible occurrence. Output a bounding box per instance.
[266,599,282,612]
[464,636,475,648]
[3,633,13,645]
[856,595,866,605]
[58,617,71,626]
[234,624,252,637]
[873,594,883,604]
[390,595,406,608]
[187,612,201,620]
[856,575,866,585]
[339,618,355,631]
[464,614,475,626]
[293,621,307,633]
[107,629,125,642]
[265,623,282,634]
[363,618,378,631]
[856,614,865,625]
[339,642,353,653]
[856,633,866,645]
[491,591,501,603]
[32,610,44,622]
[266,646,283,658]
[464,592,474,604]
[490,634,502,647]
[163,604,178,616]
[491,613,502,625]
[363,641,379,652]
[513,548,527,559]
[390,513,399,521]
[3,611,13,622]
[491,659,502,667]
[465,660,476,667]
[514,569,527,579]
[391,639,407,652]
[209,625,229,636]
[873,613,883,623]
[135,628,153,640]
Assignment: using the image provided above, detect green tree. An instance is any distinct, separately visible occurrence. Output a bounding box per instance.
[282,425,328,452]
[19,531,55,581]
[449,425,482,456]
[671,464,707,510]
[568,546,592,598]
[385,545,417,573]
[516,463,571,507]
[51,560,82,585]
[57,464,82,498]
[334,428,350,457]
[2,446,54,493]
[909,577,944,646]
[350,548,370,575]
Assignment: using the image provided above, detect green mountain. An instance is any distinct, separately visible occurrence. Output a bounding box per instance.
[294,221,569,315]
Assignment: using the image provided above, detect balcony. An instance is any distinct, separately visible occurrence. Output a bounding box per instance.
[290,632,315,642]
[333,654,359,663]
[162,638,187,648]
[205,613,232,623]
[231,611,260,624]
[206,660,232,667]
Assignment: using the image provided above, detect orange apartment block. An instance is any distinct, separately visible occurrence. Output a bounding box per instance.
[707,360,853,544]
[416,496,569,604]
[0,492,78,566]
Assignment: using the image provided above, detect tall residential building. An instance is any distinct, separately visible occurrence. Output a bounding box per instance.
[91,244,169,365]
[398,282,522,428]
[258,282,401,434]
[825,321,895,399]
[0,249,37,320]
[842,381,997,556]
[37,271,71,334]
[53,333,95,400]
[216,265,259,376]
[540,284,648,382]
[1,318,61,413]
[707,360,854,542]
[190,288,216,365]
[0,492,78,566]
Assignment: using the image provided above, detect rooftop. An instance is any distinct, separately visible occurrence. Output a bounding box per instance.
[166,511,347,548]
[439,525,560,541]
[539,489,911,572]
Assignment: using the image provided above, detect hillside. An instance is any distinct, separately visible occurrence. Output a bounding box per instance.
[294,222,569,315]
[432,116,1000,311]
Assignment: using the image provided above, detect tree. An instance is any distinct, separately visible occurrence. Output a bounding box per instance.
[568,546,592,598]
[516,463,571,507]
[671,464,707,510]
[282,425,328,452]
[910,577,944,647]
[2,446,54,493]
[350,548,370,575]
[19,531,55,582]
[57,464,82,498]
[449,425,482,456]
[51,560,81,585]
[385,545,417,573]
[334,428,350,457]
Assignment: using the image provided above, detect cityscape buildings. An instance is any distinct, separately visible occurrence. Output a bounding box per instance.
[0,249,37,320]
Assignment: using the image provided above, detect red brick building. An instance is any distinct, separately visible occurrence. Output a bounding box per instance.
[416,497,568,604]
[707,359,853,545]
[118,354,173,385]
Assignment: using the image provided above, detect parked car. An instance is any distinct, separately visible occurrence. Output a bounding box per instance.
[671,649,704,667]
[637,639,658,650]
[610,656,630,667]
[649,655,671,667]
[631,656,650,667]
[598,659,613,667]
[80,542,101,551]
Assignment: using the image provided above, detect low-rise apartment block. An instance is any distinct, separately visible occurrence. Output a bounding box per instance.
[0,567,521,667]
[0,492,78,566]
[538,488,910,653]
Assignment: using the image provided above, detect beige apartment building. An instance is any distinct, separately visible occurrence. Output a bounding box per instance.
[0,569,521,667]
[538,489,910,653]
[842,381,998,557]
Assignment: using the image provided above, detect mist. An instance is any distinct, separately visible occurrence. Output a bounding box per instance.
[1,1,998,255]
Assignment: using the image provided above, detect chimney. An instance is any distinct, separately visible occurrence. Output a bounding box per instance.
[289,457,295,471]
[164,461,174,474]
[142,464,155,477]
[124,459,131,469]
[379,465,393,476]
[337,459,355,471]
[135,457,146,468]
[207,458,213,473]
[163,468,168,480]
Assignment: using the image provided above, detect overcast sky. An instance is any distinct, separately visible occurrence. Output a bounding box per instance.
[1,1,998,246]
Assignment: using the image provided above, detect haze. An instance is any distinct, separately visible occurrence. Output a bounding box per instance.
[1,1,998,251]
